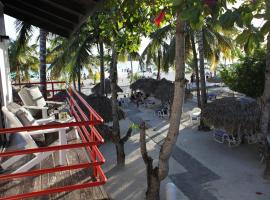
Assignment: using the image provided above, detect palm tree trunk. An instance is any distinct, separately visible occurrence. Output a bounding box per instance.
[99,41,105,96]
[197,30,207,106]
[73,75,76,90]
[197,29,209,130]
[77,66,81,92]
[157,50,161,80]
[191,31,201,108]
[130,57,133,83]
[39,28,47,99]
[262,33,270,180]
[143,15,186,199]
[110,46,125,166]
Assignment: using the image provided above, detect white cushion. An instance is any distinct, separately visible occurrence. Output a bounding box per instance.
[26,87,46,107]
[15,107,35,126]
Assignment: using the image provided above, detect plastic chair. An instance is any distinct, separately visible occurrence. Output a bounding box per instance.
[189,107,201,125]
[0,105,69,174]
[18,86,64,118]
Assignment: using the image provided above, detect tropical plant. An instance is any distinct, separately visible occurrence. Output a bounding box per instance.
[220,48,266,98]
[15,20,48,97]
[141,24,174,80]
[219,0,270,179]
[9,40,39,82]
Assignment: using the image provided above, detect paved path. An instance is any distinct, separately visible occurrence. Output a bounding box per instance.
[124,102,220,200]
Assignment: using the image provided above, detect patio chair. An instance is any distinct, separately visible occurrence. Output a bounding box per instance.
[158,107,169,119]
[0,104,69,174]
[18,86,64,119]
[189,107,201,125]
[207,93,217,101]
[213,129,241,147]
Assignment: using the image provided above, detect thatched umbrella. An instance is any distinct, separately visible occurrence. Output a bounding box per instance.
[202,97,260,136]
[92,79,123,96]
[130,78,159,95]
[80,94,125,123]
[154,78,174,104]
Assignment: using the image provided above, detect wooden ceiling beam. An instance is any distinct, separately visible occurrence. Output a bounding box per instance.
[4,1,75,31]
[4,6,70,37]
[14,0,79,24]
[45,0,87,16]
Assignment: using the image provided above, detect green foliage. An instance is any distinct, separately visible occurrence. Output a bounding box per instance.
[129,72,143,83]
[220,48,266,98]
[9,40,39,82]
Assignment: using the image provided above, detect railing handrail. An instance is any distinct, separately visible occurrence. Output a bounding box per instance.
[12,81,66,86]
[0,84,107,200]
[69,88,104,122]
[0,120,101,135]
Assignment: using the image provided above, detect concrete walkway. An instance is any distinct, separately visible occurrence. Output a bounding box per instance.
[100,100,270,200]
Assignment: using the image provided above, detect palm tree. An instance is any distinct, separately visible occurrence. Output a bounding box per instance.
[141,25,174,80]
[98,41,105,95]
[196,18,234,129]
[15,21,48,97]
[9,40,39,83]
[48,27,96,92]
[39,29,47,98]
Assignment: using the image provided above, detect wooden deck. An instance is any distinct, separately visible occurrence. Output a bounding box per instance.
[0,131,110,200]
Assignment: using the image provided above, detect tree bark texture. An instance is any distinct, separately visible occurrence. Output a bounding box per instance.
[99,41,105,96]
[110,47,125,166]
[197,29,207,107]
[158,15,186,182]
[140,123,160,200]
[130,58,133,83]
[157,49,161,80]
[262,33,270,179]
[190,31,201,108]
[39,28,47,99]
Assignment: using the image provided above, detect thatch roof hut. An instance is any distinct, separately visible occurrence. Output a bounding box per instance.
[202,97,260,135]
[154,79,174,104]
[130,78,159,95]
[91,79,123,95]
[79,94,125,123]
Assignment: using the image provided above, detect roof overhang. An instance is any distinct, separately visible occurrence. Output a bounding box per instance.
[1,0,105,37]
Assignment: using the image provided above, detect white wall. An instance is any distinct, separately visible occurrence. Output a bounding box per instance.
[0,2,13,130]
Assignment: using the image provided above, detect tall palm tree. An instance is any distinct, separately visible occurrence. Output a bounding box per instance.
[39,29,47,98]
[9,40,39,83]
[141,25,174,80]
[48,27,96,92]
[15,21,48,97]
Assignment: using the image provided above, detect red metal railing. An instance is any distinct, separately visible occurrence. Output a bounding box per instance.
[12,81,66,101]
[0,84,107,200]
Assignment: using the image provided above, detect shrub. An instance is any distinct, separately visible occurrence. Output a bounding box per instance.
[220,49,266,98]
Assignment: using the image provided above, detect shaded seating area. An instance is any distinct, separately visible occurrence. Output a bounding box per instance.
[202,97,261,147]
[18,85,65,119]
[0,83,108,199]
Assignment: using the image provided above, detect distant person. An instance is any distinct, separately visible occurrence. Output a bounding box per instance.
[190,73,195,85]
[83,73,86,80]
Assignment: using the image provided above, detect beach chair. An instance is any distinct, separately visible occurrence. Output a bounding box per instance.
[213,129,240,147]
[158,107,169,119]
[189,107,201,125]
[208,93,217,101]
[18,86,64,119]
[0,104,69,174]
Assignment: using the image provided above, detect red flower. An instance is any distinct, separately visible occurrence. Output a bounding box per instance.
[154,11,165,27]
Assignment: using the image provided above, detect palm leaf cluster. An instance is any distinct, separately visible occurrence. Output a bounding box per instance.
[48,24,97,82]
[9,37,39,82]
